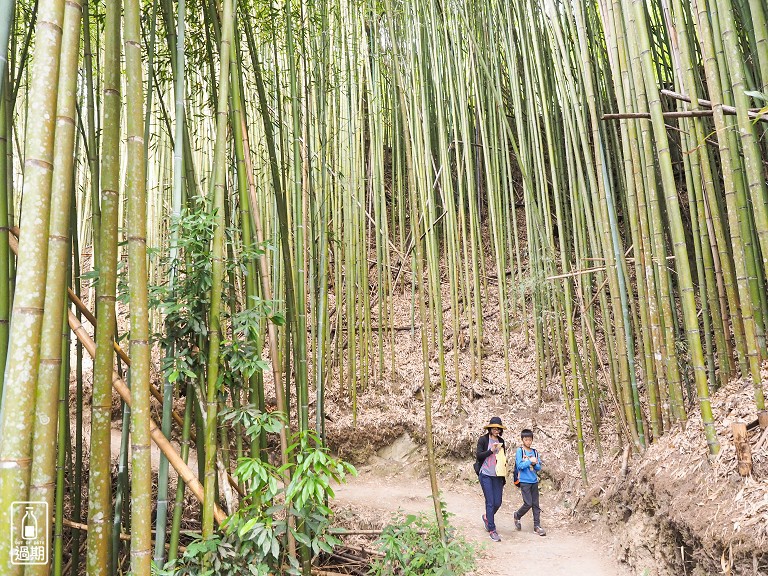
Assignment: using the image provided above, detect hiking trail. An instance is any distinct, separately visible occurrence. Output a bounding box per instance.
[333,466,629,576]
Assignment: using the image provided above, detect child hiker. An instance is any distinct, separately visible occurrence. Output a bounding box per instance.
[513,428,546,536]
[475,416,508,542]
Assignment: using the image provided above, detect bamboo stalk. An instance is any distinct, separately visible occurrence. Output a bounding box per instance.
[0,0,65,570]
[26,0,83,573]
[85,0,122,569]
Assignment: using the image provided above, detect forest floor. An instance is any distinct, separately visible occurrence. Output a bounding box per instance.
[332,461,630,576]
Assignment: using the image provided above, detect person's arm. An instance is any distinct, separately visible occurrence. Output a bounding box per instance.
[533,449,542,471]
[516,447,531,470]
[476,435,492,461]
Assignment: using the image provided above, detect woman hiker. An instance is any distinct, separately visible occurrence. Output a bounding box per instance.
[474,416,508,542]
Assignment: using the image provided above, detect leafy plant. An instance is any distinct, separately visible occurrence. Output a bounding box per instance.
[161,409,357,575]
[150,199,218,387]
[154,532,265,576]
[369,507,478,576]
[149,198,280,391]
[219,296,284,385]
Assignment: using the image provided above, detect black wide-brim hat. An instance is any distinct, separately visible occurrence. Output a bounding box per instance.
[483,416,506,430]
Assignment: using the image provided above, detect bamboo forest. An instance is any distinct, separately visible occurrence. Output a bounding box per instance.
[0,0,767,573]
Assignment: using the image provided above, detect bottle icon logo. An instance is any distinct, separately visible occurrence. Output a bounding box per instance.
[22,507,38,540]
[10,501,48,565]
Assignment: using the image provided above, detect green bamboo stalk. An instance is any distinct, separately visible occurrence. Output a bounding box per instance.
[0,0,13,91]
[70,197,84,574]
[124,0,152,571]
[82,0,100,262]
[26,1,82,574]
[167,382,193,562]
[202,0,233,539]
[745,0,768,91]
[111,380,129,574]
[151,0,172,560]
[240,10,294,469]
[385,0,445,539]
[85,0,121,570]
[52,304,69,576]
[0,72,9,399]
[230,32,264,460]
[677,122,718,388]
[0,0,65,570]
[285,0,310,433]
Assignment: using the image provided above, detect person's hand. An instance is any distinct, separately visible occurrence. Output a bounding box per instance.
[492,443,500,453]
[529,456,537,465]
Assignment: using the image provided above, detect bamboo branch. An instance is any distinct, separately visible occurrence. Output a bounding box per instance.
[660,88,768,121]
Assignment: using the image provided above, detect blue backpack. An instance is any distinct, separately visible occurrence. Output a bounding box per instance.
[513,447,538,487]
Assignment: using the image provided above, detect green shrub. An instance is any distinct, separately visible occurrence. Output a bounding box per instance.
[369,507,478,576]
[157,409,356,576]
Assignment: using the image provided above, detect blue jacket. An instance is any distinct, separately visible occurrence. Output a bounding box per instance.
[515,447,542,484]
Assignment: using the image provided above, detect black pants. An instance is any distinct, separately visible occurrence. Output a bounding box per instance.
[516,482,541,527]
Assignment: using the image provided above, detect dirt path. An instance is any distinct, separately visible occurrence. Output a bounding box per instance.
[333,467,628,576]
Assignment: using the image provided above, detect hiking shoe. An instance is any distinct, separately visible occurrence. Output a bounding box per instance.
[482,514,490,532]
[489,530,501,542]
[513,512,521,531]
[534,526,547,536]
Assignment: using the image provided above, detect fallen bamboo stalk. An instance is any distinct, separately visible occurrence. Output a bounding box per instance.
[602,110,724,120]
[9,228,244,498]
[333,528,427,536]
[67,286,186,426]
[62,519,187,552]
[337,544,385,558]
[68,309,227,524]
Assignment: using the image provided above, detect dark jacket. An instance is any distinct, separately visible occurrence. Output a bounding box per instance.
[474,433,507,483]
